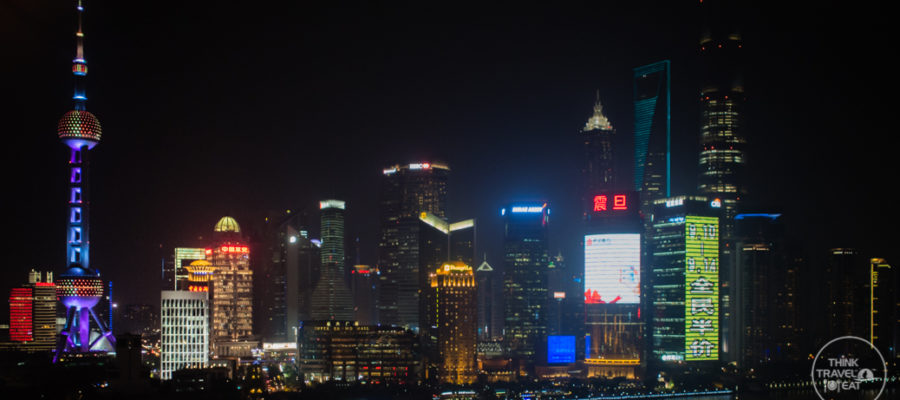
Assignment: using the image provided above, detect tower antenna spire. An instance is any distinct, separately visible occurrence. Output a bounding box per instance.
[72,0,88,110]
[54,0,113,362]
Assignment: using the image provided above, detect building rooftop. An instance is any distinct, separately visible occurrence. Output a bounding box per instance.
[214,216,240,233]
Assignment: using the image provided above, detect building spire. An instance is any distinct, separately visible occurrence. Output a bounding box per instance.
[72,0,89,111]
[583,91,613,132]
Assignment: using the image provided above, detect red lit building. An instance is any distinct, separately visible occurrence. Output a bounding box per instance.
[6,270,57,351]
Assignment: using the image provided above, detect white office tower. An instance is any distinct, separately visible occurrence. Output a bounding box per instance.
[161,290,209,380]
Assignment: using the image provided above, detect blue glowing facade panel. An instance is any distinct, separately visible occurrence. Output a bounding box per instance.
[547,335,576,364]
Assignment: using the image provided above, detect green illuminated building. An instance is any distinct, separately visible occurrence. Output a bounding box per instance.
[648,196,722,365]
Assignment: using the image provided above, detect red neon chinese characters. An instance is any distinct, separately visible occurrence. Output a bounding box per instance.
[613,194,627,210]
[593,195,608,212]
[594,194,628,212]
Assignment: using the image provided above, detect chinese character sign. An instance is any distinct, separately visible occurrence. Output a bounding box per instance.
[684,215,719,361]
[591,192,638,215]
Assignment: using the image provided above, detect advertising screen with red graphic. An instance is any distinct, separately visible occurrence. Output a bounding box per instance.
[584,233,640,304]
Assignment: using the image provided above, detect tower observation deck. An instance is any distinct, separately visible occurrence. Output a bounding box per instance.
[53,0,114,362]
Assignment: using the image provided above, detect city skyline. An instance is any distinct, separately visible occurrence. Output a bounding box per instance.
[3,0,895,311]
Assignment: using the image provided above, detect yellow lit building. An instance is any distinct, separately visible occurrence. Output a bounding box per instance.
[429,261,477,385]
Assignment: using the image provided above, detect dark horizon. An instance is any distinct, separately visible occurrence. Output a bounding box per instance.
[3,0,896,311]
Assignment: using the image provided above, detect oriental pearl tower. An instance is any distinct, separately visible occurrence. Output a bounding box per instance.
[53,0,114,362]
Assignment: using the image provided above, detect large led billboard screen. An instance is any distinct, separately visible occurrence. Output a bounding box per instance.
[547,335,576,364]
[584,233,640,304]
[684,215,719,361]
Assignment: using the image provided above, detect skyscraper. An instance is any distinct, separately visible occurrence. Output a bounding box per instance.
[310,200,354,321]
[418,212,475,376]
[54,0,115,360]
[633,61,671,213]
[475,258,497,340]
[160,290,209,380]
[502,202,550,376]
[7,271,57,351]
[581,93,618,214]
[870,258,898,365]
[351,265,376,325]
[648,196,722,365]
[583,192,642,378]
[378,162,450,329]
[208,216,253,355]
[418,212,475,331]
[731,213,801,366]
[697,0,747,239]
[259,210,319,342]
[825,248,868,341]
[428,261,477,385]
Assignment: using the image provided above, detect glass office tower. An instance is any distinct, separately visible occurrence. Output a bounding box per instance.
[378,162,449,329]
[649,196,721,366]
[502,203,550,376]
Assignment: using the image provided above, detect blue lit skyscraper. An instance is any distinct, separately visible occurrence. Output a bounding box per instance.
[501,203,550,376]
[633,60,671,216]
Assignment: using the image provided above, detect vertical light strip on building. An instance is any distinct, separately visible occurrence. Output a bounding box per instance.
[684,215,719,361]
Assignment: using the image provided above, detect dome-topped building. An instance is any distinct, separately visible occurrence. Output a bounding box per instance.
[214,216,241,233]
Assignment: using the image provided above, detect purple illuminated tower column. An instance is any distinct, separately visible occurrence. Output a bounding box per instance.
[53,0,114,362]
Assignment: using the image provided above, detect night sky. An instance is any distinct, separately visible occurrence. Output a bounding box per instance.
[3,1,895,312]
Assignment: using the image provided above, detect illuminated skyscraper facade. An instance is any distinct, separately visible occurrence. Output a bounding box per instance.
[418,212,475,331]
[428,262,477,385]
[697,0,747,239]
[418,213,475,377]
[583,192,642,378]
[8,271,57,351]
[310,200,354,321]
[209,216,253,354]
[633,61,671,215]
[502,203,550,375]
[581,93,618,214]
[649,196,721,365]
[871,258,898,365]
[160,290,209,380]
[53,0,115,361]
[378,162,449,329]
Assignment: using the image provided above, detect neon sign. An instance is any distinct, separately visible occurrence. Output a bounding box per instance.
[592,193,635,213]
[219,245,249,254]
[684,215,719,361]
[511,206,545,213]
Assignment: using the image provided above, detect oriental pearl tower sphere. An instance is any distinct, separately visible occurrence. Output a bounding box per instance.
[53,0,114,362]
